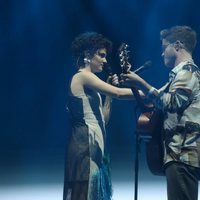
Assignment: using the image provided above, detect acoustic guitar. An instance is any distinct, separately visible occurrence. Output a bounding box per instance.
[118,43,165,176]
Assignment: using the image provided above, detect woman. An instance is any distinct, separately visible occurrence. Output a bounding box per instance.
[63,32,133,200]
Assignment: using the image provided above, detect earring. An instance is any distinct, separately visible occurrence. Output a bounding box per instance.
[84,57,91,64]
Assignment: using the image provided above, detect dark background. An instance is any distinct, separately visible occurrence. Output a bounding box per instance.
[0,0,200,191]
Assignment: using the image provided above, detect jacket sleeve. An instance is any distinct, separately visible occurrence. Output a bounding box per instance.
[148,68,197,113]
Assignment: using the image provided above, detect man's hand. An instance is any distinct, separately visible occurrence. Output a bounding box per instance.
[120,71,143,87]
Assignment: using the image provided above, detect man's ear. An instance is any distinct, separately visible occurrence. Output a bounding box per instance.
[174,40,184,51]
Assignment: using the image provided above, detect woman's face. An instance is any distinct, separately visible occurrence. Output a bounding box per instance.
[90,48,107,73]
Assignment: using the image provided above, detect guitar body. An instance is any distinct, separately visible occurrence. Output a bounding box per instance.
[137,109,165,176]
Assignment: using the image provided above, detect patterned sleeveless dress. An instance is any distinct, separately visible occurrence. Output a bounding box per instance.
[63,87,112,200]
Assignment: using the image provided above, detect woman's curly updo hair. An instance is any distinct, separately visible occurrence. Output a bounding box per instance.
[71,32,112,67]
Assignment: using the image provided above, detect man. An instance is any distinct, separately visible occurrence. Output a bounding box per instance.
[121,25,200,200]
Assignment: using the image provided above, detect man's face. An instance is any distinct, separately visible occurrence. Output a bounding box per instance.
[161,39,176,68]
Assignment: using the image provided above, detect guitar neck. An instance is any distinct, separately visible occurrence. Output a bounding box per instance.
[118,43,153,112]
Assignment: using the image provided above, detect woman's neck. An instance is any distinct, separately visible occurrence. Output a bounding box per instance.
[78,65,91,72]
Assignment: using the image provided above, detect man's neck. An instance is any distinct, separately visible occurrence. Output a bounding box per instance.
[174,50,193,67]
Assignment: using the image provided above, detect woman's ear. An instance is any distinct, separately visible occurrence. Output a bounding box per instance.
[83,51,91,64]
[84,50,91,59]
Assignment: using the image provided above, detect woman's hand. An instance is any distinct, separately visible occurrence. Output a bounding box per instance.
[107,74,119,86]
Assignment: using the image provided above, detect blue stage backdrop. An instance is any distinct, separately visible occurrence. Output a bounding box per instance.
[0,0,200,199]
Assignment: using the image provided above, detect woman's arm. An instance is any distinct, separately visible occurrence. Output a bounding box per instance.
[102,95,112,125]
[80,71,135,99]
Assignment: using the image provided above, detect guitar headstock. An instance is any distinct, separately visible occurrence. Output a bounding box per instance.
[118,43,130,74]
